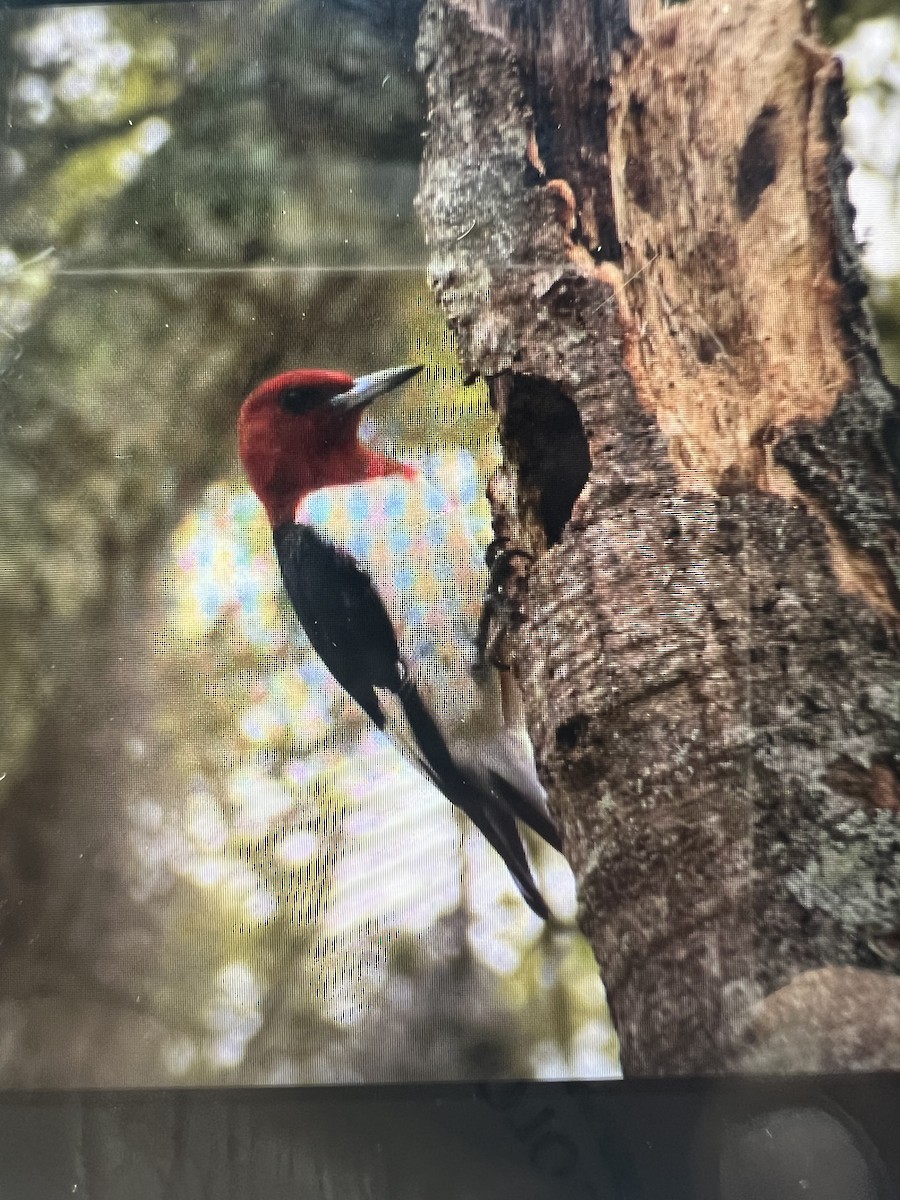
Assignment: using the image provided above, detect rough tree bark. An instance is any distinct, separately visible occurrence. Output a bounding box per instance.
[417,0,900,1074]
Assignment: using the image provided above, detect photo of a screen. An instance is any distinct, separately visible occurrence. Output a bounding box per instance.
[0,0,897,1092]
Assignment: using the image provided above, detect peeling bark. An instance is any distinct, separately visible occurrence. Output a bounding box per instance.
[417,0,900,1074]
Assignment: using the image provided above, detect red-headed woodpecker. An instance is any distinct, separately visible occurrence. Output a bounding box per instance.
[238,365,560,918]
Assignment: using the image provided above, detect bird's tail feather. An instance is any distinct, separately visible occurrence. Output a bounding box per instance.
[485,768,562,852]
[460,793,551,920]
[396,673,551,919]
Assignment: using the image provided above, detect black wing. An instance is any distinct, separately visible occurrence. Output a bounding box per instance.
[273,521,554,919]
[274,522,405,728]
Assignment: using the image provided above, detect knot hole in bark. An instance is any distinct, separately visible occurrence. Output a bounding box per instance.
[736,105,781,220]
[555,712,590,752]
[882,414,900,481]
[500,374,590,549]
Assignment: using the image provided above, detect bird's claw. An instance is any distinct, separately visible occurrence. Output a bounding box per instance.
[473,539,534,676]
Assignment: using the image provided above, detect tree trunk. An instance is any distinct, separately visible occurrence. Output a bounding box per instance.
[416,0,900,1075]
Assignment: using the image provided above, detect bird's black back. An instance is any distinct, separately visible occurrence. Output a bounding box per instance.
[274,522,406,728]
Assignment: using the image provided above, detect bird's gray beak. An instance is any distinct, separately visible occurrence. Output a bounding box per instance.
[331,364,424,412]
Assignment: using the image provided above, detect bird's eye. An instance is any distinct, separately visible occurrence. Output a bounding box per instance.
[280,384,340,414]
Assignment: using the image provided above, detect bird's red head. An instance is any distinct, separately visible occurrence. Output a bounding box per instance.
[238,365,422,528]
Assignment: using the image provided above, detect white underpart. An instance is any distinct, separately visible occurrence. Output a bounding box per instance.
[296,466,485,730]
